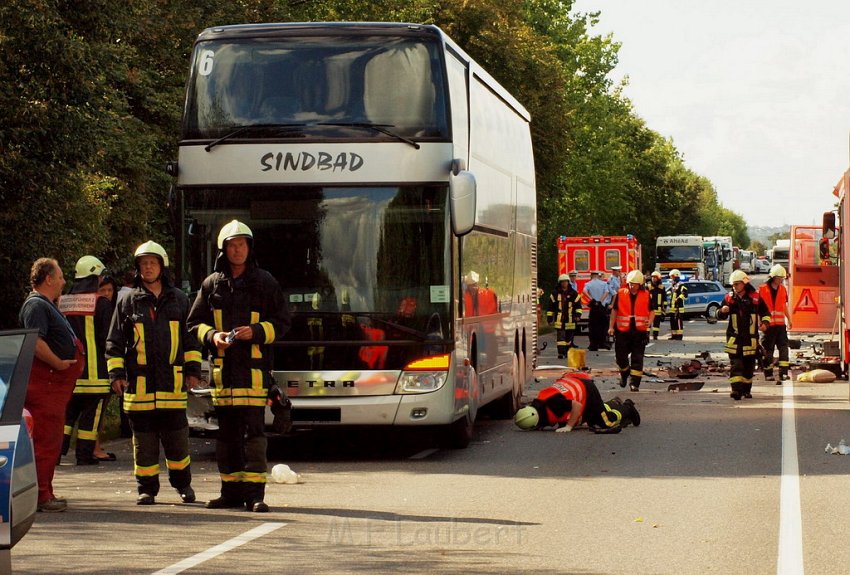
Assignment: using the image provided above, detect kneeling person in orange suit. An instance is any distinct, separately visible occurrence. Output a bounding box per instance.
[514,372,640,433]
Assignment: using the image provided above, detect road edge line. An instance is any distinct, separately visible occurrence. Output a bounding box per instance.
[777,381,804,575]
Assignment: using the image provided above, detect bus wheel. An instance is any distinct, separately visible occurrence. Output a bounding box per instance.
[491,352,523,419]
[441,412,474,449]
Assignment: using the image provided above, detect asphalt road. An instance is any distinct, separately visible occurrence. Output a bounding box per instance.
[11,297,850,575]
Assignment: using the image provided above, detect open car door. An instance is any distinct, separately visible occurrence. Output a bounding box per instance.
[0,329,39,571]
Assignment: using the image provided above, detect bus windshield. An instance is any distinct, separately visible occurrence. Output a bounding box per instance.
[656,245,702,263]
[184,35,449,141]
[182,185,452,370]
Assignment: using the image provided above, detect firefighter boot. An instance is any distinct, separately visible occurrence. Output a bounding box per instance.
[742,383,753,399]
[178,486,196,504]
[623,398,640,427]
[730,382,743,401]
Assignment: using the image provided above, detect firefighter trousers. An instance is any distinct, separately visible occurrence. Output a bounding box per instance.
[555,327,576,357]
[588,303,607,349]
[63,393,109,461]
[129,410,191,496]
[729,355,756,397]
[215,406,268,504]
[669,310,684,339]
[761,326,789,378]
[651,312,664,339]
[614,330,647,388]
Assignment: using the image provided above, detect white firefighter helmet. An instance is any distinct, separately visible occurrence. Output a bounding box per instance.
[669,269,681,278]
[626,270,644,284]
[651,270,662,279]
[558,273,570,283]
[769,264,787,278]
[729,269,748,283]
[75,255,106,279]
[134,241,169,268]
[514,406,539,430]
[217,220,254,249]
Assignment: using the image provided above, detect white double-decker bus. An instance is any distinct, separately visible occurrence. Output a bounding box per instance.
[174,23,537,447]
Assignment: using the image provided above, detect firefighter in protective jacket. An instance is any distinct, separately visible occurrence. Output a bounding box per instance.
[717,270,761,400]
[608,270,655,391]
[105,241,201,505]
[667,269,687,340]
[61,256,113,465]
[758,264,791,382]
[187,220,291,513]
[547,273,582,358]
[648,271,667,340]
[514,371,640,432]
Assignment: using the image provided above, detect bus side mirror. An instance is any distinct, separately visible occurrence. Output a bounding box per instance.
[450,169,476,237]
[823,212,836,239]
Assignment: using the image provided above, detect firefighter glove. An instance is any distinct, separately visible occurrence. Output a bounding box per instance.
[267,384,292,435]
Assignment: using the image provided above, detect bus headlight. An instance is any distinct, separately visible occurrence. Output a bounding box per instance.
[396,371,448,394]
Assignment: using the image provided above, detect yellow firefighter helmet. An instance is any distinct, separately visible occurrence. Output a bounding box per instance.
[74,255,106,279]
[514,406,539,430]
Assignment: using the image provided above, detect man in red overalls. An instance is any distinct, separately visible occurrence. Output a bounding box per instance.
[19,258,85,512]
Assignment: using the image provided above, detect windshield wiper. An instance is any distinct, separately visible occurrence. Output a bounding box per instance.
[317,122,421,149]
[204,123,306,152]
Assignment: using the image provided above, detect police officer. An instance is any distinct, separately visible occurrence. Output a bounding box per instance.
[667,269,687,340]
[61,256,113,465]
[759,264,791,382]
[547,273,582,358]
[717,270,760,400]
[106,241,202,505]
[608,270,654,391]
[648,270,667,340]
[514,371,639,432]
[187,220,291,512]
[582,271,611,351]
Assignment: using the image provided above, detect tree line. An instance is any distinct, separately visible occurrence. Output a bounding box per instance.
[0,0,749,326]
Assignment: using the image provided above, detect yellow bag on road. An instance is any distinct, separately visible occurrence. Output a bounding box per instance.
[797,369,836,383]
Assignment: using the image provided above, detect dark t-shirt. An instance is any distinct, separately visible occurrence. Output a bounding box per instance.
[19,292,78,360]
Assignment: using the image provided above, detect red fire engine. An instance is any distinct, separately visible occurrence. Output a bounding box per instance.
[555,235,642,331]
[556,235,643,294]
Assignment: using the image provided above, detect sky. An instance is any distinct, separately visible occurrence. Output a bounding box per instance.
[570,0,850,228]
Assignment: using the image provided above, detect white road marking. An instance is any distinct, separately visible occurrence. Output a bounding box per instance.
[152,522,286,574]
[777,381,804,575]
[409,448,440,460]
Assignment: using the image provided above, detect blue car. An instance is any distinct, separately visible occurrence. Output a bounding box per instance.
[0,329,39,566]
[663,279,727,319]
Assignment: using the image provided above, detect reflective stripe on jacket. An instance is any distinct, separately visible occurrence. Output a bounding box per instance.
[547,285,582,329]
[669,282,688,312]
[614,287,651,332]
[718,285,760,357]
[106,285,202,411]
[187,266,290,408]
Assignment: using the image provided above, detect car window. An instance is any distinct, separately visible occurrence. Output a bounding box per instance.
[0,333,26,416]
[705,283,722,292]
[688,283,706,294]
